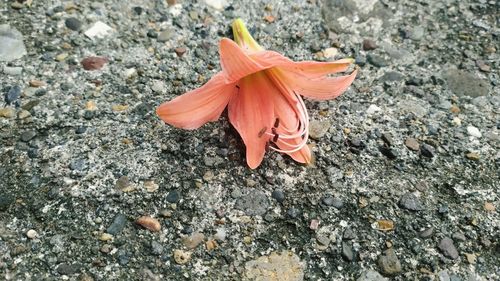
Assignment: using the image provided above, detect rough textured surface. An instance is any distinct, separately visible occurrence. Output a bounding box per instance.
[0,0,498,280]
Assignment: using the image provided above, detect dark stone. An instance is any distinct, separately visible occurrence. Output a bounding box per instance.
[181,226,193,235]
[5,85,21,104]
[27,148,39,158]
[381,133,393,146]
[341,242,354,261]
[406,77,424,86]
[35,89,47,96]
[75,126,87,134]
[355,55,366,66]
[0,194,15,211]
[271,189,285,203]
[106,214,128,235]
[20,131,37,142]
[438,204,449,214]
[420,144,436,158]
[133,6,143,15]
[378,248,402,275]
[379,146,398,159]
[443,69,490,97]
[166,190,180,203]
[343,228,356,240]
[362,39,377,51]
[322,196,344,209]
[380,71,404,82]
[286,207,300,219]
[147,30,158,38]
[367,54,388,67]
[438,237,459,259]
[56,263,81,275]
[398,193,423,211]
[235,190,269,216]
[419,227,434,238]
[65,17,82,31]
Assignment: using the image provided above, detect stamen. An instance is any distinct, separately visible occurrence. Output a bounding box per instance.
[273,134,279,142]
[258,127,267,138]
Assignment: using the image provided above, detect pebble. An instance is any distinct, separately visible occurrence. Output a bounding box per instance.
[174,46,187,57]
[166,190,180,203]
[244,251,304,281]
[377,248,402,275]
[84,21,114,39]
[106,214,128,235]
[465,152,480,161]
[357,270,388,281]
[405,137,420,151]
[0,25,27,62]
[443,69,490,97]
[419,227,434,238]
[398,193,423,211]
[377,220,394,231]
[484,202,495,212]
[367,54,388,67]
[151,241,163,256]
[362,39,377,51]
[308,120,331,140]
[0,107,15,118]
[26,229,38,239]
[271,189,285,203]
[17,110,31,119]
[55,53,68,61]
[204,0,228,10]
[322,47,338,59]
[476,60,491,72]
[157,29,173,42]
[173,249,191,264]
[182,232,205,249]
[214,228,226,241]
[452,232,466,242]
[151,80,166,93]
[465,253,477,264]
[3,66,23,75]
[99,233,113,241]
[235,190,269,216]
[136,216,161,232]
[56,263,81,275]
[366,104,382,115]
[379,146,398,159]
[341,242,354,261]
[81,56,108,71]
[65,17,82,31]
[420,144,436,158]
[438,237,459,259]
[5,85,21,104]
[20,130,37,142]
[143,180,159,193]
[322,196,344,209]
[115,176,134,192]
[466,126,481,138]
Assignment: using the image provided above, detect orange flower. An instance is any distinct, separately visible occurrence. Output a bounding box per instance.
[157,19,357,169]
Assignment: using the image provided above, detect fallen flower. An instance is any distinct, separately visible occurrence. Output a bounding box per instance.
[157,19,357,169]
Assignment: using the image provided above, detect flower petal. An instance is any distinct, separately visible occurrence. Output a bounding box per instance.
[156,73,236,129]
[287,68,358,100]
[219,38,263,83]
[228,72,275,169]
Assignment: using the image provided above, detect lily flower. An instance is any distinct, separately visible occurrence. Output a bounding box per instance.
[157,19,357,169]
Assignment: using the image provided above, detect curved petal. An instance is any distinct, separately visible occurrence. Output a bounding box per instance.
[156,73,236,129]
[228,72,274,169]
[286,68,358,100]
[219,38,264,83]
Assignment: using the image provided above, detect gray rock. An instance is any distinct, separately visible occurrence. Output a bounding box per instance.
[20,131,37,142]
[0,25,27,62]
[398,193,423,211]
[151,241,163,256]
[3,66,23,75]
[420,144,436,158]
[378,248,402,275]
[166,190,180,203]
[235,190,269,216]
[65,17,82,31]
[443,69,490,97]
[367,54,389,67]
[438,237,459,259]
[107,214,128,235]
[56,263,81,275]
[341,242,354,261]
[357,270,388,281]
[5,85,21,104]
[271,189,285,203]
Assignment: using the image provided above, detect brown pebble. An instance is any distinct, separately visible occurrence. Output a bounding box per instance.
[362,39,377,51]
[182,232,205,249]
[309,219,320,230]
[0,108,15,118]
[476,60,491,72]
[81,56,108,71]
[264,15,275,23]
[377,220,395,231]
[174,47,187,57]
[450,105,460,113]
[136,216,161,232]
[205,239,217,251]
[484,202,495,212]
[405,137,420,151]
[173,249,191,264]
[29,80,45,87]
[465,152,480,161]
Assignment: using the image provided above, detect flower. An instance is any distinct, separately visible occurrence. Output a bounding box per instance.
[157,19,357,169]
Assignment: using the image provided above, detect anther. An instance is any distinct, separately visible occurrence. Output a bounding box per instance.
[235,85,240,89]
[258,127,267,138]
[273,134,279,142]
[274,118,280,128]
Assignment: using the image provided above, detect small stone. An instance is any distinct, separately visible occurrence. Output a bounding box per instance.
[17,110,30,119]
[450,105,460,114]
[244,251,304,281]
[484,202,495,212]
[20,130,37,142]
[367,54,388,67]
[309,120,331,140]
[151,241,163,256]
[378,248,402,276]
[264,15,275,23]
[204,0,228,10]
[419,227,434,238]
[136,216,161,232]
[182,232,205,249]
[377,220,394,231]
[381,133,393,147]
[214,228,226,241]
[11,2,24,9]
[438,237,459,259]
[0,25,27,62]
[146,29,158,38]
[271,189,285,203]
[106,214,128,235]
[112,104,128,112]
[476,60,490,72]
[56,263,81,275]
[362,39,377,51]
[189,11,199,20]
[86,101,97,111]
[452,232,466,242]
[0,107,15,118]
[166,190,180,203]
[235,190,269,216]
[151,80,166,93]
[341,242,354,261]
[26,229,38,239]
[173,249,191,264]
[65,17,82,31]
[323,47,338,59]
[405,138,420,151]
[55,53,68,61]
[398,193,423,211]
[99,233,113,241]
[69,159,86,171]
[366,104,382,115]
[357,270,388,281]
[3,66,23,75]
[420,144,436,158]
[144,180,159,193]
[0,194,14,211]
[466,126,481,138]
[157,29,173,42]
[465,152,480,161]
[465,253,476,264]
[174,47,187,57]
[84,21,114,39]
[316,235,330,246]
[379,146,398,159]
[81,56,108,71]
[443,69,490,97]
[5,85,21,104]
[115,176,134,192]
[309,219,320,230]
[205,239,217,251]
[322,196,343,209]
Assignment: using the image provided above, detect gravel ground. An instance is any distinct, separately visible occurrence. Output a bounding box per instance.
[1,0,498,280]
